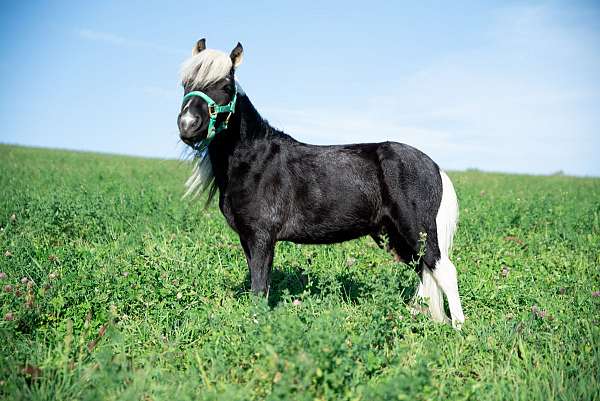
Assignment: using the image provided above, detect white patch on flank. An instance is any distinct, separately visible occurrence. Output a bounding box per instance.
[180,49,233,89]
[431,171,465,329]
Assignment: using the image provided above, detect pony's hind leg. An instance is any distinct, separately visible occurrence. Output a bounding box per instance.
[415,265,449,324]
[431,170,465,329]
[386,230,447,321]
[432,257,465,329]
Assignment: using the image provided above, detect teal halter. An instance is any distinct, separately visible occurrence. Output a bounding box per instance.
[182,88,238,150]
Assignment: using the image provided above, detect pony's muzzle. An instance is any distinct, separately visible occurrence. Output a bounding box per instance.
[179,113,201,132]
[179,114,203,145]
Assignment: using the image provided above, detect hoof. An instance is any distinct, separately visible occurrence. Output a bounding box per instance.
[452,316,465,330]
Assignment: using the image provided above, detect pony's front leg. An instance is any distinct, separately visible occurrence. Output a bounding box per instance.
[240,234,275,296]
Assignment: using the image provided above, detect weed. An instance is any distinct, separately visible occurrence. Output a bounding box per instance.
[0,144,598,400]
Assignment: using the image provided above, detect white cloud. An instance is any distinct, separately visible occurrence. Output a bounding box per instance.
[262,4,600,175]
[77,29,186,56]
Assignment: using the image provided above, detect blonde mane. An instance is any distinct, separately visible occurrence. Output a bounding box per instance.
[180,49,233,202]
[180,49,232,88]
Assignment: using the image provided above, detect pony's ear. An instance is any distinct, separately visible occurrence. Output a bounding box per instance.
[192,38,206,56]
[230,42,243,68]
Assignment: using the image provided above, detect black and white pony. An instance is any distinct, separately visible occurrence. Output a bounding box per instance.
[177,39,465,328]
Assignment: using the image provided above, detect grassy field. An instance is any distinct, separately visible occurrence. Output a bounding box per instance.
[0,144,598,401]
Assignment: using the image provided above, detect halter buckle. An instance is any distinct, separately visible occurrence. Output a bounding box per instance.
[207,103,217,117]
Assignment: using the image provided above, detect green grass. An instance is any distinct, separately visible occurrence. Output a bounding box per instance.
[0,143,598,401]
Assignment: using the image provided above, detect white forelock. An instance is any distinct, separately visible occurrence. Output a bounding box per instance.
[180,49,233,88]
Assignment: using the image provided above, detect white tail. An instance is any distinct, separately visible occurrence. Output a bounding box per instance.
[415,170,465,329]
[418,266,449,324]
[433,171,465,329]
[436,171,459,255]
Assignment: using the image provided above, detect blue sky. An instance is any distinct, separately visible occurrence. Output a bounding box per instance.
[1,1,599,175]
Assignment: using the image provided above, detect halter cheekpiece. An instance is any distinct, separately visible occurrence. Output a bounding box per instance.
[182,88,238,151]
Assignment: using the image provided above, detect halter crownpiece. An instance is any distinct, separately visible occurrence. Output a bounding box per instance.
[182,88,238,151]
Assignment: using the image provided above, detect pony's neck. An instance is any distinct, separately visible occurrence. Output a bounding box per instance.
[206,92,277,191]
[186,91,283,204]
[228,93,273,143]
[209,92,286,155]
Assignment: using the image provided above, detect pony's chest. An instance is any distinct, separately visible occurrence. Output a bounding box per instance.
[218,183,265,233]
[218,191,240,232]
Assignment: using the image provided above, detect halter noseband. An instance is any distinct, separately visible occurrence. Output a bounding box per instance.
[182,88,238,150]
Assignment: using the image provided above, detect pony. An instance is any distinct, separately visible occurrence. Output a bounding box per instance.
[177,39,465,328]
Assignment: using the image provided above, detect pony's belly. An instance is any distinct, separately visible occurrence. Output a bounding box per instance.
[282,231,370,245]
[279,219,376,244]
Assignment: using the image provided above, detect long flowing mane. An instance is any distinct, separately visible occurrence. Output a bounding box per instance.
[180,49,234,202]
[180,49,232,88]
